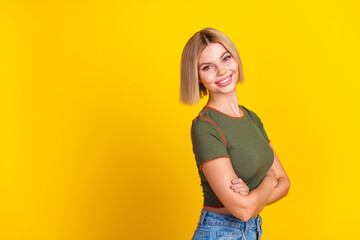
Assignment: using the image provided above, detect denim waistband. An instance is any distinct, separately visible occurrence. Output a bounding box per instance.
[199,208,262,232]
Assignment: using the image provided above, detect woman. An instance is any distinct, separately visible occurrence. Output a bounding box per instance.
[180,28,290,239]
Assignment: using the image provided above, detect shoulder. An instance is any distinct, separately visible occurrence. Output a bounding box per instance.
[240,105,255,116]
[191,106,219,128]
[241,105,260,123]
[191,115,219,134]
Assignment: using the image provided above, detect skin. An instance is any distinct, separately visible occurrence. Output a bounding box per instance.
[198,43,290,220]
[230,143,290,206]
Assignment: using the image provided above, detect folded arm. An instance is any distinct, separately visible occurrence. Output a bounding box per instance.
[264,142,290,205]
[230,142,290,206]
[202,157,278,222]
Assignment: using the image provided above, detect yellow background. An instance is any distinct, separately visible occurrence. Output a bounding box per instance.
[1,0,359,239]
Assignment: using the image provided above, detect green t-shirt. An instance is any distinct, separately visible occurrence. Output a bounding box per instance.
[191,104,274,208]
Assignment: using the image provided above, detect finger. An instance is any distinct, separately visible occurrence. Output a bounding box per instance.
[231,182,247,189]
[233,186,248,192]
[231,178,244,184]
[233,187,249,195]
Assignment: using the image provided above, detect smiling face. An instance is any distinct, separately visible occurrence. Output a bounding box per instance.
[198,43,239,95]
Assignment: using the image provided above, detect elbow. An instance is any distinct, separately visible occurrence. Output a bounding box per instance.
[283,176,291,197]
[237,212,251,222]
[231,201,255,222]
[233,208,254,222]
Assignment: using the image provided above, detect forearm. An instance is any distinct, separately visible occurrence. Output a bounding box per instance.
[265,176,290,206]
[244,175,277,219]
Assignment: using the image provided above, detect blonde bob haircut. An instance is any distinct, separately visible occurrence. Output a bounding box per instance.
[180,28,245,106]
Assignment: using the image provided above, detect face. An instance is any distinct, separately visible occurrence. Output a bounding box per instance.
[198,43,239,95]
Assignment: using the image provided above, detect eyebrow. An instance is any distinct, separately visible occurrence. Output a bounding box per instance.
[199,51,229,68]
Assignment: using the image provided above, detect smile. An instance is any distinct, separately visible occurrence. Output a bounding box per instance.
[216,74,232,86]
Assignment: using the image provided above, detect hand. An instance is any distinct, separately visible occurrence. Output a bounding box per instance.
[230,177,249,195]
[265,168,278,187]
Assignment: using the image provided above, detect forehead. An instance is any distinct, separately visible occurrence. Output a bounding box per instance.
[198,43,227,62]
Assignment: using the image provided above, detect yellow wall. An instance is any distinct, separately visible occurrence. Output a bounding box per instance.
[1,0,359,239]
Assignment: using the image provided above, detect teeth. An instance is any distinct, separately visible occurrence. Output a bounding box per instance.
[217,76,230,84]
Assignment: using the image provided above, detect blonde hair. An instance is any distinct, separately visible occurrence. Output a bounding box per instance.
[180,28,245,106]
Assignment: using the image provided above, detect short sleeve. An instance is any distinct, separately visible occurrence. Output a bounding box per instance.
[250,111,271,143]
[191,119,230,172]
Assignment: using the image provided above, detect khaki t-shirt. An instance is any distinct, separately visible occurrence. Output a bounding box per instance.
[191,105,274,208]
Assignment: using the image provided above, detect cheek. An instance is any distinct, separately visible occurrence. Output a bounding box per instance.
[230,61,239,70]
[199,71,215,83]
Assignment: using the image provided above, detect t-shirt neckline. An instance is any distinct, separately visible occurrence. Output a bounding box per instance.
[204,105,246,119]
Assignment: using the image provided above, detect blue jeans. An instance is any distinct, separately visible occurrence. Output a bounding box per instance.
[192,209,263,240]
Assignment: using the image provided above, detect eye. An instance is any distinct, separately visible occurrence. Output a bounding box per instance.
[202,65,212,71]
[223,55,231,61]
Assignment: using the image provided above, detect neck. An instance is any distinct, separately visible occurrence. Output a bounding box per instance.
[206,90,241,116]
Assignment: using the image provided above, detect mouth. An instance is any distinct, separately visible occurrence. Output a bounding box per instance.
[216,74,232,85]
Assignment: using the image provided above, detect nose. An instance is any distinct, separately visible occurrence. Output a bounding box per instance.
[217,65,226,76]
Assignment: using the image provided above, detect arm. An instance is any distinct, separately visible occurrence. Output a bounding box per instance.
[230,142,290,206]
[264,142,290,205]
[202,157,278,222]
